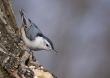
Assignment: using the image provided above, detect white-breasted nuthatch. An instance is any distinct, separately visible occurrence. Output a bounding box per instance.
[19,9,56,53]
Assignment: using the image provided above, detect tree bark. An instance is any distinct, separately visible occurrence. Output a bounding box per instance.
[0,0,56,78]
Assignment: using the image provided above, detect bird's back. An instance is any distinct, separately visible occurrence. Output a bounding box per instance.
[24,22,43,41]
[19,9,43,41]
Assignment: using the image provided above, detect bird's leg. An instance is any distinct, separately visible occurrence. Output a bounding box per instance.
[32,52,36,62]
[29,50,36,62]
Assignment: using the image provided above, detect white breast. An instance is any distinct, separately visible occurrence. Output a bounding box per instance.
[21,27,44,50]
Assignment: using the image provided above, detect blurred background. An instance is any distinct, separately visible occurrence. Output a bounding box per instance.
[12,0,110,78]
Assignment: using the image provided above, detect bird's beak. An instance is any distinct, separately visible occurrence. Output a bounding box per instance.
[47,49,58,53]
[52,49,58,53]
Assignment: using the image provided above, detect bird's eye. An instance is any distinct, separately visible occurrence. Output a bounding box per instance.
[46,44,49,47]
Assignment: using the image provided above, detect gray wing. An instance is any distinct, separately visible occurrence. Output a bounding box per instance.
[19,9,43,40]
[24,22,43,41]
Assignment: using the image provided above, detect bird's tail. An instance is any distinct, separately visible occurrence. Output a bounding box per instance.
[19,9,30,26]
[19,9,24,18]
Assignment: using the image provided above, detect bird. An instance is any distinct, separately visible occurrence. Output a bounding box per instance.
[19,9,56,61]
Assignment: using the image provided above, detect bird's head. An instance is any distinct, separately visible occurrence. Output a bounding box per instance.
[35,35,57,52]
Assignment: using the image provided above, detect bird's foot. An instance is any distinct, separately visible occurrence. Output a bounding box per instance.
[28,51,36,62]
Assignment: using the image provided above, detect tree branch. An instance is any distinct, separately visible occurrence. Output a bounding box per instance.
[0,0,56,78]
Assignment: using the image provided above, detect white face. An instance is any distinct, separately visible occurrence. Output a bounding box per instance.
[43,39,52,50]
[34,37,52,50]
